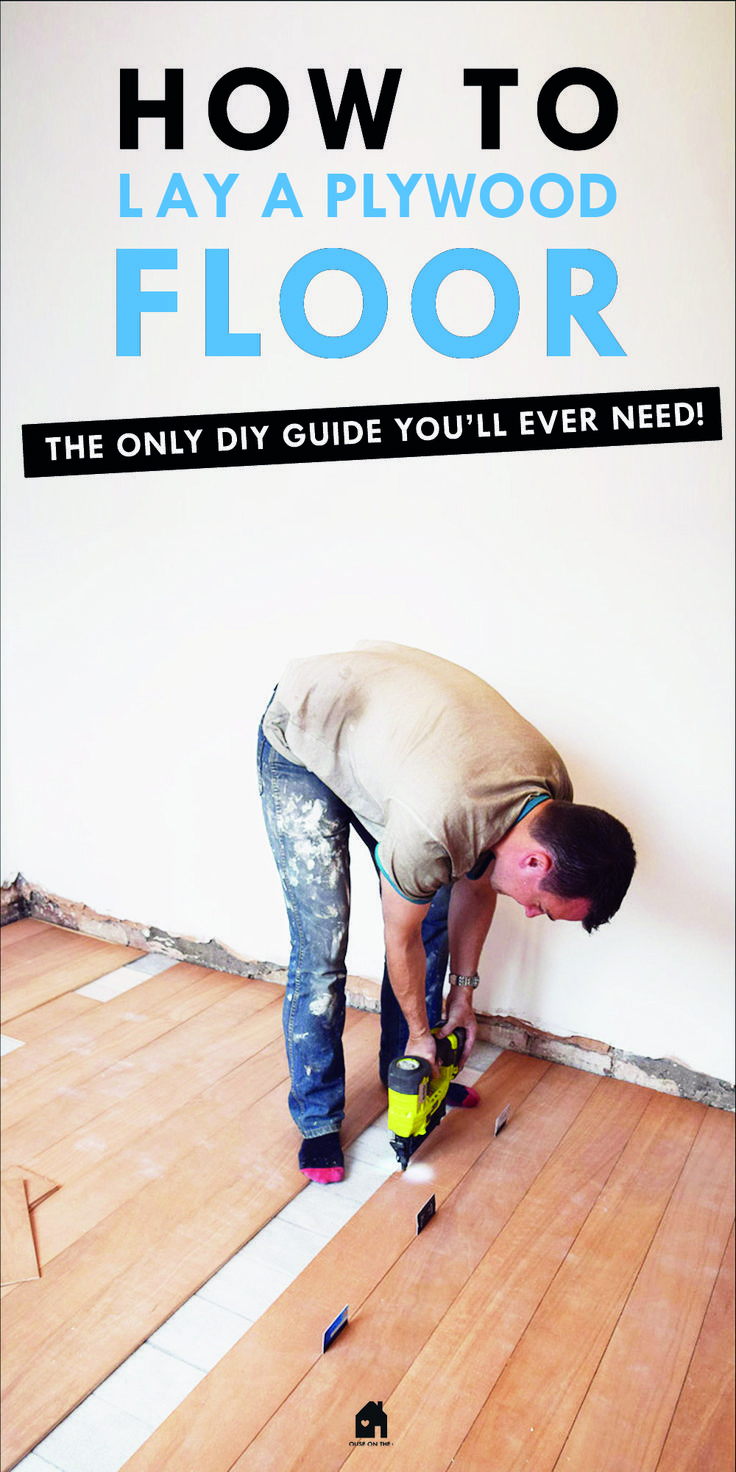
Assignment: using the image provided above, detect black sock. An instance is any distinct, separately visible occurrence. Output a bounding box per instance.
[298,1133,344,1170]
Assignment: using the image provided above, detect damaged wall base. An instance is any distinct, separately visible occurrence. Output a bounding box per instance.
[3,873,733,1113]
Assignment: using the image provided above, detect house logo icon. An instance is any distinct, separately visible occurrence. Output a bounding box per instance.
[355,1400,388,1440]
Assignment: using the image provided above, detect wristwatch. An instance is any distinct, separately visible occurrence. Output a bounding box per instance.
[449,972,480,989]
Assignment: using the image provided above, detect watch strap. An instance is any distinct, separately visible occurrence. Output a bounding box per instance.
[449,972,480,989]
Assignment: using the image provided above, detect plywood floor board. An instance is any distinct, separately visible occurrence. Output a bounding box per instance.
[0,921,137,973]
[1,963,251,1096]
[0,1011,386,1470]
[3,921,730,1472]
[655,1224,735,1472]
[346,1073,653,1472]
[0,1176,40,1287]
[119,1051,551,1472]
[1,965,199,1081]
[228,1065,624,1472]
[0,1166,60,1209]
[7,1012,310,1292]
[442,1092,707,1472]
[556,1105,735,1472]
[2,982,284,1162]
[29,1010,290,1264]
[1,929,147,1023]
[29,993,285,1186]
[0,990,98,1045]
[0,918,50,948]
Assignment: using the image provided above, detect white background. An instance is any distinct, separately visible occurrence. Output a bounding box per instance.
[2,1,733,1082]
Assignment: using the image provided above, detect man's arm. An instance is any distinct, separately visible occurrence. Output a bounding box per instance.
[381,870,497,1072]
[380,881,438,1074]
[437,872,497,1063]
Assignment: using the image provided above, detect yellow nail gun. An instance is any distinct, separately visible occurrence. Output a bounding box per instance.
[387,1026,466,1171]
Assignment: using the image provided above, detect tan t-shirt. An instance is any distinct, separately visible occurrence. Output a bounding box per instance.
[262,641,573,902]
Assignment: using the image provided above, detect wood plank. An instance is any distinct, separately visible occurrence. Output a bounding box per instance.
[2,976,279,1151]
[1,964,254,1105]
[29,989,284,1187]
[1,992,99,1044]
[29,997,287,1263]
[228,1071,650,1472]
[556,1106,734,1472]
[0,1166,59,1209]
[0,1177,40,1286]
[440,1092,707,1472]
[336,1075,652,1472]
[656,1223,735,1472]
[119,1052,552,1472]
[0,1011,386,1470]
[0,919,50,949]
[1,923,121,977]
[3,993,292,1286]
[1,928,147,1024]
[1,963,242,1083]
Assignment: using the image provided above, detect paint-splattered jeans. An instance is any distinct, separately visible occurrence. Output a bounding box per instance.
[257,722,450,1139]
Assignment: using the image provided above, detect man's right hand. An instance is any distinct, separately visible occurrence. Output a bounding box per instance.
[404,1028,439,1078]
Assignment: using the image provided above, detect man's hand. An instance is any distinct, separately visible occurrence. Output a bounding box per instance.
[381,881,439,1074]
[436,873,497,1066]
[404,1028,441,1077]
[437,986,478,1065]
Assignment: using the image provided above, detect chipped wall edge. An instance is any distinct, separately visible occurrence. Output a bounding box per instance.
[3,873,733,1112]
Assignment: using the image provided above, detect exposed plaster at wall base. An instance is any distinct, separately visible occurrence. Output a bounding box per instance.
[476,1015,734,1112]
[3,874,288,985]
[3,875,733,1113]
[0,878,26,926]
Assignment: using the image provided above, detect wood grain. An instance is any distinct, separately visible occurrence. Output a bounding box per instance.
[656,1223,735,1472]
[345,1074,652,1472]
[1,925,146,1024]
[0,1001,386,1471]
[120,1052,551,1472]
[2,975,277,1149]
[0,919,49,949]
[0,1177,40,1286]
[445,1092,707,1472]
[3,921,731,1472]
[0,1166,59,1209]
[1,962,241,1093]
[231,1066,626,1472]
[556,1106,735,1472]
[0,991,98,1044]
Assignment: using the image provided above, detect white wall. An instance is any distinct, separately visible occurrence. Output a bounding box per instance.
[2,1,733,1082]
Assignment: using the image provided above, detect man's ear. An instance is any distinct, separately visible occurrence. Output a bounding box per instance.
[521,849,553,874]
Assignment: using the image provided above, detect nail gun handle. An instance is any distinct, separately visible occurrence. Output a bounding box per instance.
[434,1026,466,1069]
[387,1027,466,1096]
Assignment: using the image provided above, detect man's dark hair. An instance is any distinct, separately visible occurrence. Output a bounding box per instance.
[530,800,636,933]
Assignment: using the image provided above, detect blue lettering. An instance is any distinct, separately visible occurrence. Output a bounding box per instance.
[280,248,387,358]
[262,172,303,218]
[412,248,519,358]
[547,249,625,356]
[205,250,261,356]
[116,249,177,356]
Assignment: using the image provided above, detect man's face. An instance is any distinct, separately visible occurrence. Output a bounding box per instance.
[490,853,591,924]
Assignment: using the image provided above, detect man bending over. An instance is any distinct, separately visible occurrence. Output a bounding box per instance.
[257,642,635,1183]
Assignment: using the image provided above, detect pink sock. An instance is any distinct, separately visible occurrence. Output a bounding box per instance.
[298,1132,344,1184]
[300,1165,345,1184]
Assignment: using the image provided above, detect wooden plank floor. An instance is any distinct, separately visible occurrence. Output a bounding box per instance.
[0,921,387,1470]
[120,1061,734,1472]
[2,920,734,1472]
[1,920,146,1025]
